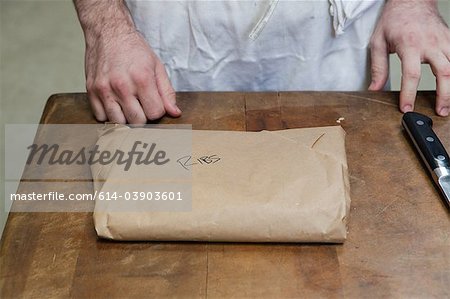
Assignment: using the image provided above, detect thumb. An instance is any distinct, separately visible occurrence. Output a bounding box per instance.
[155,61,182,117]
[368,38,389,91]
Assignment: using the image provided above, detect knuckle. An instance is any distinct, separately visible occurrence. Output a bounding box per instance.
[104,106,117,117]
[400,88,417,99]
[110,76,129,95]
[402,32,418,46]
[436,66,450,78]
[131,70,151,87]
[369,38,382,50]
[402,95,415,102]
[146,106,165,120]
[437,91,450,101]
[427,35,439,47]
[163,86,176,98]
[371,64,385,75]
[93,80,110,97]
[403,70,421,80]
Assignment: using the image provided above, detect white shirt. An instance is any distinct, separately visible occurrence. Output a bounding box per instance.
[125,0,385,91]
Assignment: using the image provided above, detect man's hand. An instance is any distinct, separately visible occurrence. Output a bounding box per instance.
[369,0,450,116]
[84,30,181,124]
[74,0,181,124]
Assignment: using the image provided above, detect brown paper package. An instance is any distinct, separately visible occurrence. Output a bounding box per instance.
[92,125,351,243]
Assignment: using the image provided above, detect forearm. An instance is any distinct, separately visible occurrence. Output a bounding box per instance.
[384,0,447,27]
[386,0,437,6]
[73,0,136,45]
[384,0,439,15]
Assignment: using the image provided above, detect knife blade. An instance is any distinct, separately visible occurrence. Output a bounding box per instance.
[402,112,450,208]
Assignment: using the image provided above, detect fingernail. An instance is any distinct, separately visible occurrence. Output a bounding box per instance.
[439,107,449,117]
[175,106,182,114]
[368,81,375,90]
[403,105,413,113]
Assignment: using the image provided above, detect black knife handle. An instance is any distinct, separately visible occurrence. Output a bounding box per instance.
[402,112,450,171]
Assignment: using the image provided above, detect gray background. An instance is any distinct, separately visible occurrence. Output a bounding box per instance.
[1,0,449,237]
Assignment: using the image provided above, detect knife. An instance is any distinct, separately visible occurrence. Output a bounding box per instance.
[402,112,450,208]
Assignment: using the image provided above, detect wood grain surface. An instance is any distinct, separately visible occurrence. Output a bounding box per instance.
[1,92,449,298]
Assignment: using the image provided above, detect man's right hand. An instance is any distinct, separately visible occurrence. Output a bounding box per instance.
[74,0,181,124]
[85,30,181,124]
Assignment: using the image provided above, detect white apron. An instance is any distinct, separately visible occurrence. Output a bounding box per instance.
[125,0,385,91]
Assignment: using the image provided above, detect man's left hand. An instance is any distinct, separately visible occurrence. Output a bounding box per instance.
[369,0,450,116]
